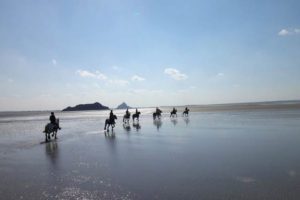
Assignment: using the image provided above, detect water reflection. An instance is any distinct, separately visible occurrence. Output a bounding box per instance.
[183,117,190,126]
[153,119,162,131]
[45,141,59,167]
[132,122,141,132]
[171,118,178,126]
[123,123,131,133]
[104,129,116,138]
[104,130,117,154]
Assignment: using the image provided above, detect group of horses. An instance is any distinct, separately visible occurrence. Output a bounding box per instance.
[105,108,190,131]
[43,108,190,142]
[154,108,190,119]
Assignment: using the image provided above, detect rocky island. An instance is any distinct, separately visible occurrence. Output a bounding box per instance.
[62,102,109,111]
[116,102,132,109]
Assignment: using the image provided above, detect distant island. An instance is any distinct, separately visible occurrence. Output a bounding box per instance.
[116,102,132,109]
[62,102,109,111]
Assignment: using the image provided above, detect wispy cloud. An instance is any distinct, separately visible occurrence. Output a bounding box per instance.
[278,28,300,36]
[131,75,145,81]
[217,72,224,76]
[129,89,163,95]
[76,70,107,80]
[164,68,188,80]
[52,59,57,65]
[109,79,129,86]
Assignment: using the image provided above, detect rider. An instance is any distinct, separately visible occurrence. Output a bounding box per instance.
[135,108,139,114]
[126,108,130,117]
[172,107,177,113]
[185,107,189,112]
[49,112,61,130]
[109,110,115,123]
[156,107,162,114]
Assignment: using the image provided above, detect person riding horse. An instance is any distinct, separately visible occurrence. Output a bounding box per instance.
[183,107,190,116]
[44,112,60,142]
[170,107,177,117]
[132,108,141,122]
[123,108,131,123]
[50,112,61,130]
[104,110,117,131]
[153,107,162,120]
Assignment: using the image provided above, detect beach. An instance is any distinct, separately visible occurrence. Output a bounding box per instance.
[1,104,300,199]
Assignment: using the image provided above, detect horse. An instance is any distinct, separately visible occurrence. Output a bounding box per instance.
[104,115,117,131]
[43,119,60,142]
[153,111,162,120]
[132,112,141,122]
[182,109,189,117]
[170,109,177,118]
[123,113,131,124]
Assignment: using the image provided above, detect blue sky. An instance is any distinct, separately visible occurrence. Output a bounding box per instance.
[0,0,300,111]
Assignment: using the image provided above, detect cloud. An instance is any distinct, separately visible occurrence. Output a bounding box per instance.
[76,70,107,80]
[278,28,300,36]
[129,89,163,95]
[52,59,57,65]
[109,79,129,86]
[131,75,145,81]
[217,73,224,76]
[164,68,188,80]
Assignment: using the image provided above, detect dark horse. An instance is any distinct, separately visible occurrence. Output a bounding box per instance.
[123,113,131,124]
[43,119,60,142]
[183,108,190,117]
[153,110,162,120]
[132,112,141,122]
[104,115,117,131]
[170,109,177,118]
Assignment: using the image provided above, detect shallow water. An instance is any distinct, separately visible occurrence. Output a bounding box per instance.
[1,108,300,200]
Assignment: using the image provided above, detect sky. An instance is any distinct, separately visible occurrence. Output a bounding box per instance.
[0,0,300,111]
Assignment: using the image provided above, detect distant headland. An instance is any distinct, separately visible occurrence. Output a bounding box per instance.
[116,102,132,109]
[62,102,109,111]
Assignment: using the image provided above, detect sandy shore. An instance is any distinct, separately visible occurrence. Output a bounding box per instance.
[1,107,300,199]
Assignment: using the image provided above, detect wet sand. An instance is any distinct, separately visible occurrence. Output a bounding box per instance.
[1,106,300,199]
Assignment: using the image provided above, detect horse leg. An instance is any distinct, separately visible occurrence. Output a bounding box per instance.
[104,119,108,130]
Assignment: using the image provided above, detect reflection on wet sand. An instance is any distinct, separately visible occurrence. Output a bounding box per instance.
[153,119,162,131]
[105,130,117,154]
[123,123,131,133]
[104,130,116,138]
[183,117,190,126]
[171,118,178,126]
[45,141,59,167]
[132,122,141,132]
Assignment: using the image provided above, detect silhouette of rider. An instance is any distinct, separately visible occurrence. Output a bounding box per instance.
[135,108,139,114]
[49,112,60,129]
[156,107,162,114]
[185,107,189,112]
[126,108,130,117]
[109,110,115,123]
[172,107,177,113]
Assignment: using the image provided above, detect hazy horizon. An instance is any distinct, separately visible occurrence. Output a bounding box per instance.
[1,0,300,111]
